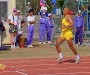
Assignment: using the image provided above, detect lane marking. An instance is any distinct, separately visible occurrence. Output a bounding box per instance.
[16,71,28,75]
[39,72,90,75]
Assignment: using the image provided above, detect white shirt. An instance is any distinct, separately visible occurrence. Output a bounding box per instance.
[40,6,47,12]
[27,15,35,25]
[8,15,18,25]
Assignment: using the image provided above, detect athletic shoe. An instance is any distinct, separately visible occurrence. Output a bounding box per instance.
[80,44,83,47]
[48,41,52,44]
[28,45,33,48]
[43,42,46,44]
[29,45,33,48]
[11,45,15,49]
[75,55,80,64]
[57,57,64,63]
[76,44,79,46]
[39,42,42,45]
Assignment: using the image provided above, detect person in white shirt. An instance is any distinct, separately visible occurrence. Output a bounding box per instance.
[40,4,48,17]
[27,9,36,48]
[7,8,18,48]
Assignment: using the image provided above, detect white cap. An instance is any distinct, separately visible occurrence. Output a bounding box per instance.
[17,10,20,12]
[27,2,30,5]
[48,13,52,16]
[78,10,81,13]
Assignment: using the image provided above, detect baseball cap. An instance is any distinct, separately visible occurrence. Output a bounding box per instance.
[48,13,52,16]
[27,2,30,5]
[13,8,17,12]
[17,10,20,12]
[78,10,81,13]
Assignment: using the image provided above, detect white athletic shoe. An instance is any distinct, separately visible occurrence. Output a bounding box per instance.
[57,57,64,63]
[28,45,33,48]
[76,44,79,46]
[11,45,15,49]
[48,41,52,44]
[39,42,42,45]
[75,55,80,64]
[80,44,83,47]
[43,42,46,44]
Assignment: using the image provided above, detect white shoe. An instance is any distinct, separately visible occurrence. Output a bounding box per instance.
[80,44,83,47]
[43,42,46,44]
[11,45,15,49]
[76,44,79,46]
[75,55,80,64]
[57,57,64,63]
[48,41,52,44]
[28,45,33,48]
[27,45,30,48]
[39,42,42,45]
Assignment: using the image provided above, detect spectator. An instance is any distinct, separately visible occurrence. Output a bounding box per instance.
[74,10,84,46]
[46,13,54,44]
[27,9,36,48]
[39,12,48,44]
[7,8,18,48]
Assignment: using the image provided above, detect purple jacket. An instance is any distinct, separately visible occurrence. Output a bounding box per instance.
[74,15,84,28]
[39,16,48,26]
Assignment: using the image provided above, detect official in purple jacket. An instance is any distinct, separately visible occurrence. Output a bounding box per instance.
[74,10,84,46]
[39,12,48,44]
[47,13,54,44]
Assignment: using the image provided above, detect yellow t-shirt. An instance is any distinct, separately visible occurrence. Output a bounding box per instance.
[62,17,72,32]
[60,17,73,40]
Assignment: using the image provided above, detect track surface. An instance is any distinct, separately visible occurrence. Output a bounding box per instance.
[0,57,90,75]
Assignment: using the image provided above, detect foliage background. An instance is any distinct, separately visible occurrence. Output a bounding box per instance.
[16,0,65,15]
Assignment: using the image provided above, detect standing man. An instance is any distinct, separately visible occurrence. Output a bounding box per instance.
[16,10,24,48]
[39,12,48,44]
[26,2,32,12]
[46,13,54,44]
[27,9,36,48]
[7,8,18,48]
[74,10,84,46]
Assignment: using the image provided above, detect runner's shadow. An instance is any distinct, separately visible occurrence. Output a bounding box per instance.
[63,59,75,63]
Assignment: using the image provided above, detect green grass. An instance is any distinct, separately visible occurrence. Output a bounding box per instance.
[0,42,90,59]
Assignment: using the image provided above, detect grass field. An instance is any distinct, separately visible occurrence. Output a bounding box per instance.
[0,42,90,59]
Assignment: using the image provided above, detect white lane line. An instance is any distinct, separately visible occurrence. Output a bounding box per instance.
[31,67,90,70]
[16,71,28,75]
[39,72,90,75]
[6,62,90,69]
[0,69,28,75]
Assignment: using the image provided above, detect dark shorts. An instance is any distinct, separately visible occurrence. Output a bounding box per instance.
[9,25,17,34]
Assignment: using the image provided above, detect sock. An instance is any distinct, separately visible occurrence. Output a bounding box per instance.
[13,37,16,43]
[76,54,80,59]
[59,53,63,58]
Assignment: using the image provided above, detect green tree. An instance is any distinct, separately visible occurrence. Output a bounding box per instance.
[16,0,65,14]
[57,0,65,8]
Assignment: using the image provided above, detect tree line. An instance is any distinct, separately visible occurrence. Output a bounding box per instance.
[16,0,64,15]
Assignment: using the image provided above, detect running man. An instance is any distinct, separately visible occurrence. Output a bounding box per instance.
[55,7,80,64]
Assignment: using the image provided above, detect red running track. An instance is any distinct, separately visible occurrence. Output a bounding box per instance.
[0,56,90,75]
